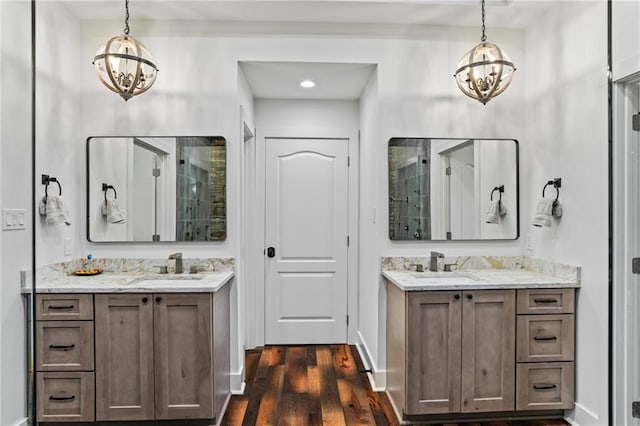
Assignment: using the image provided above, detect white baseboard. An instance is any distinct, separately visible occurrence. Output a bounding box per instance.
[215,393,232,426]
[356,331,386,391]
[565,402,600,426]
[231,381,246,395]
[10,418,29,426]
[230,367,244,394]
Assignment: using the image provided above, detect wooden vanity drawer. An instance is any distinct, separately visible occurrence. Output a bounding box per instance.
[36,321,94,371]
[37,372,95,422]
[516,362,574,411]
[517,315,574,362]
[516,289,575,314]
[36,294,94,321]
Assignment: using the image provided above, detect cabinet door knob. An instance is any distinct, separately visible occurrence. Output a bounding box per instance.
[467,293,473,300]
[141,297,148,304]
[454,294,460,300]
[155,296,162,303]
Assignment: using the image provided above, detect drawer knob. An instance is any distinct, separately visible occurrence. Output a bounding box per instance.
[141,297,148,304]
[454,294,460,300]
[534,298,558,304]
[467,294,473,300]
[48,344,75,351]
[49,394,75,401]
[155,296,162,303]
[47,305,74,310]
[533,383,557,391]
[534,336,557,341]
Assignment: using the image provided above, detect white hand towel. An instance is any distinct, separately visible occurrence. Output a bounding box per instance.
[486,200,508,224]
[486,200,500,224]
[101,199,125,224]
[533,197,555,227]
[39,195,71,226]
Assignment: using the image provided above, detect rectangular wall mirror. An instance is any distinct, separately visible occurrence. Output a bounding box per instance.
[388,138,519,241]
[87,136,226,242]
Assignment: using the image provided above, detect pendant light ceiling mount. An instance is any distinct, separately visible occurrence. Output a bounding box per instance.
[93,0,158,101]
[454,0,515,105]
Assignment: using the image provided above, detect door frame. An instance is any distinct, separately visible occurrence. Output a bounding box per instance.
[612,72,640,426]
[246,127,359,348]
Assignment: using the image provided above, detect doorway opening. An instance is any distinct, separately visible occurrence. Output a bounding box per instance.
[239,61,376,347]
[612,75,640,426]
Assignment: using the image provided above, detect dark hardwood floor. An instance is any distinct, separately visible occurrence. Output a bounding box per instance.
[221,345,569,426]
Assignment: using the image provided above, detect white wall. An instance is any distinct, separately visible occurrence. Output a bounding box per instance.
[612,0,640,81]
[35,2,82,266]
[1,1,32,425]
[523,2,608,424]
[255,99,359,130]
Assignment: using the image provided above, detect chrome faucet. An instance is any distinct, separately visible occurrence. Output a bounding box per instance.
[429,251,444,271]
[168,253,183,274]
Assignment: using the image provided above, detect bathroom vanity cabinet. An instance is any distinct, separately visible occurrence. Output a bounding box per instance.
[386,282,576,422]
[34,286,230,424]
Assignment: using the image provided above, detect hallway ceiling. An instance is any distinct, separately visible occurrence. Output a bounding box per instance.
[240,61,377,100]
[59,0,552,29]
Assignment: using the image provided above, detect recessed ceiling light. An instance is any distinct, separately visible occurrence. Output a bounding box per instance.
[299,79,316,89]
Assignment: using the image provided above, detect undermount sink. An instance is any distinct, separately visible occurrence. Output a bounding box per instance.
[129,274,206,285]
[408,272,479,285]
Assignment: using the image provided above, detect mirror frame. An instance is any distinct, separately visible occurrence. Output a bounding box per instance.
[85,136,227,243]
[388,137,520,242]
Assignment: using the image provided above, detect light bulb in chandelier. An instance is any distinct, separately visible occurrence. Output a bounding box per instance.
[92,0,158,101]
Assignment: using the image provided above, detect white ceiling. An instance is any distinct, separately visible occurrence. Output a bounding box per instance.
[56,0,553,29]
[240,61,377,100]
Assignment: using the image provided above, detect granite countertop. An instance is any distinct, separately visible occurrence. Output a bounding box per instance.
[24,257,235,294]
[382,269,579,291]
[27,270,234,294]
[382,255,580,291]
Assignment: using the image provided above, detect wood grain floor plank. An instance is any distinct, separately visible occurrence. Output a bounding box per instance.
[283,346,308,394]
[256,346,273,379]
[307,364,322,426]
[270,345,286,366]
[317,347,348,425]
[245,349,262,381]
[307,345,318,366]
[332,346,377,425]
[241,347,273,426]
[220,398,248,426]
[278,392,310,426]
[256,364,286,425]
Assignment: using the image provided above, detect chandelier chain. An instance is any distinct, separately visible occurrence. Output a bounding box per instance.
[481,0,486,42]
[124,0,130,35]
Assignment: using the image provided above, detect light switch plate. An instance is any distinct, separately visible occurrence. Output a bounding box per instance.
[2,209,26,231]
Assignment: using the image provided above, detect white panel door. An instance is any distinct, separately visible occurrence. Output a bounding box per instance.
[448,144,476,239]
[265,138,349,344]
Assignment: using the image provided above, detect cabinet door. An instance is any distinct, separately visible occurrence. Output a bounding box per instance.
[95,294,154,421]
[461,289,515,413]
[154,293,214,420]
[406,291,462,414]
